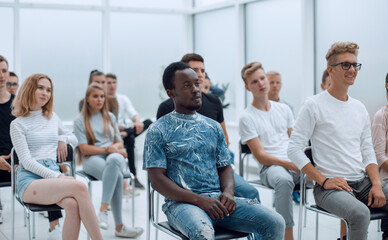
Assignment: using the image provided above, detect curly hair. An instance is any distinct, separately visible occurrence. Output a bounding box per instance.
[326,41,359,65]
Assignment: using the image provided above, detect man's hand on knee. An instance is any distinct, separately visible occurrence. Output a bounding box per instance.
[368,185,386,208]
[324,177,352,192]
[218,192,236,215]
[197,196,229,220]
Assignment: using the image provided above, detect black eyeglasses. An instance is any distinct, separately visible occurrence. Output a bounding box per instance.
[6,82,18,87]
[330,62,362,71]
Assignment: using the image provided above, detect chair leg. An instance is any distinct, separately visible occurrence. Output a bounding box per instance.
[11,190,15,240]
[155,193,160,240]
[146,181,151,240]
[131,176,135,227]
[32,212,36,239]
[87,181,92,240]
[315,212,319,240]
[27,210,31,240]
[24,210,27,227]
[378,219,382,232]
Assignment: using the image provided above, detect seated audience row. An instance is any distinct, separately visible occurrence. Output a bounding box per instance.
[2,40,388,240]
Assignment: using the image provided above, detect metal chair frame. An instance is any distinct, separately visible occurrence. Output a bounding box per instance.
[298,146,388,240]
[146,179,254,240]
[11,144,75,240]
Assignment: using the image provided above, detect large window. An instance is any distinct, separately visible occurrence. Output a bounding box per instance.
[194,7,237,121]
[110,12,186,118]
[20,9,103,120]
[0,7,14,69]
[315,0,388,118]
[246,0,308,115]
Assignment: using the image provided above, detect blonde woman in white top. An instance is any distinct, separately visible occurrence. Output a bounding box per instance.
[10,74,103,240]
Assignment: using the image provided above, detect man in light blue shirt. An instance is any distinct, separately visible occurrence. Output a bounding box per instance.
[143,61,285,240]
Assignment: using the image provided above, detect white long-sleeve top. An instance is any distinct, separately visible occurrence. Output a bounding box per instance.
[371,106,388,181]
[288,91,377,181]
[117,93,138,128]
[10,110,77,179]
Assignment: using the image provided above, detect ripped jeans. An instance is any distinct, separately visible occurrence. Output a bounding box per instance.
[165,193,285,240]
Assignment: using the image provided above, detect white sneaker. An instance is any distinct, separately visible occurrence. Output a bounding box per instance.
[98,211,109,230]
[115,226,143,238]
[122,187,140,198]
[47,225,62,240]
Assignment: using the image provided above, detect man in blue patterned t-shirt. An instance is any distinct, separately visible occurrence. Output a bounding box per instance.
[143,61,285,240]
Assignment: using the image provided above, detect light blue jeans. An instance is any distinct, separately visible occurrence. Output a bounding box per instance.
[234,172,260,202]
[82,153,124,226]
[165,193,285,240]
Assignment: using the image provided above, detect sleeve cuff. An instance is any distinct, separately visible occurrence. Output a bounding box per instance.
[58,136,67,143]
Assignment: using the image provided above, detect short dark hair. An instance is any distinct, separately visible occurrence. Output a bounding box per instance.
[0,55,9,69]
[322,69,329,84]
[162,62,191,91]
[88,69,105,84]
[181,53,204,64]
[106,73,117,80]
[9,71,18,79]
[205,72,211,81]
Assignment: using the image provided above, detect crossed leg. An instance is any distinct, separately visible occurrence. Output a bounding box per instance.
[23,178,103,240]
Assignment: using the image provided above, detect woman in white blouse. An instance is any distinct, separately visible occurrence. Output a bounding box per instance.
[10,74,102,240]
[371,73,388,240]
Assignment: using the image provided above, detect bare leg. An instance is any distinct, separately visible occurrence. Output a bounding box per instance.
[100,203,109,212]
[285,227,294,240]
[57,197,81,240]
[49,219,59,231]
[23,178,103,240]
[340,220,347,239]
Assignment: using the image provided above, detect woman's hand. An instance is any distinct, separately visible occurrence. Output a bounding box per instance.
[119,149,128,158]
[57,141,68,162]
[58,175,74,180]
[105,145,119,154]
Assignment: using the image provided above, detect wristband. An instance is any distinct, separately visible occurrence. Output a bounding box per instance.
[321,178,329,189]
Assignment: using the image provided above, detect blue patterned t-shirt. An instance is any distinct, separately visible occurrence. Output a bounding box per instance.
[143,111,231,207]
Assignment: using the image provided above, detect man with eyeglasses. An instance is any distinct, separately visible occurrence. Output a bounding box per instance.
[288,41,388,240]
[6,71,18,95]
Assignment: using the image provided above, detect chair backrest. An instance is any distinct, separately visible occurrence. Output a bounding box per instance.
[239,142,252,177]
[304,146,315,166]
[240,143,251,155]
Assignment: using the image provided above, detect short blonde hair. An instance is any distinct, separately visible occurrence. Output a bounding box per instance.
[241,62,264,84]
[266,71,281,78]
[326,41,359,65]
[12,74,53,118]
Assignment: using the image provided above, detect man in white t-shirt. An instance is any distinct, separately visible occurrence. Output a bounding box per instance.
[106,73,152,190]
[239,62,297,240]
[288,41,388,240]
[267,71,294,118]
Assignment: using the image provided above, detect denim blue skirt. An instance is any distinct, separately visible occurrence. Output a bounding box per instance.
[16,159,60,200]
